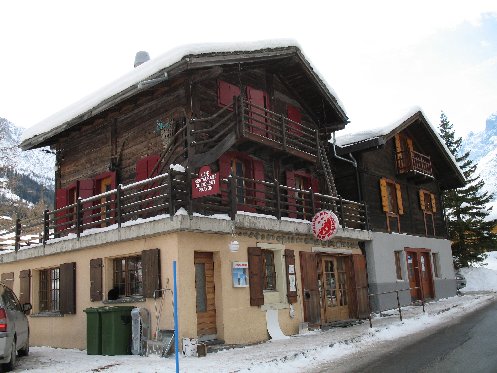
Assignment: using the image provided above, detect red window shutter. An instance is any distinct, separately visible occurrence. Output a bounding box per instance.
[219,153,233,178]
[79,179,94,226]
[90,258,103,302]
[218,80,240,108]
[55,188,68,232]
[311,176,321,210]
[286,171,297,218]
[60,262,76,314]
[285,249,297,304]
[147,155,161,178]
[252,160,265,207]
[246,86,268,137]
[136,157,149,182]
[248,247,264,306]
[287,105,302,137]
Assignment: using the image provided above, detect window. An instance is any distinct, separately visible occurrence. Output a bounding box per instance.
[420,189,437,236]
[112,256,143,298]
[262,250,276,291]
[232,159,246,203]
[39,267,60,312]
[218,152,265,211]
[432,253,440,278]
[380,178,404,232]
[248,245,297,307]
[55,172,116,232]
[394,251,403,280]
[419,190,437,213]
[37,263,75,314]
[286,170,319,219]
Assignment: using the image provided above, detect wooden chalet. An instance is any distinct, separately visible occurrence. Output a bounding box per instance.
[334,109,465,310]
[0,42,373,350]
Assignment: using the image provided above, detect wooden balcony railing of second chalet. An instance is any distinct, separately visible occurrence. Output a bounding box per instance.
[396,150,434,178]
[188,96,319,166]
[3,171,369,251]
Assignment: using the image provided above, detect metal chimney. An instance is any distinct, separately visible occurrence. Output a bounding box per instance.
[134,51,150,67]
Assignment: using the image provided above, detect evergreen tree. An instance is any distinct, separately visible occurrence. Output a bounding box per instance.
[438,112,497,267]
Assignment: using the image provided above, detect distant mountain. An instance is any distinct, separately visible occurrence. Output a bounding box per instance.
[0,117,55,208]
[461,113,497,221]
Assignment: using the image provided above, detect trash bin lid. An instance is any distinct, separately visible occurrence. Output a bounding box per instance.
[84,308,100,313]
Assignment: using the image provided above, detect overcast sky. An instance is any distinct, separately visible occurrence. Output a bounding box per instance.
[1,1,497,138]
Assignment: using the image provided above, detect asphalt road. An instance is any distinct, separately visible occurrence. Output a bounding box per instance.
[314,298,497,373]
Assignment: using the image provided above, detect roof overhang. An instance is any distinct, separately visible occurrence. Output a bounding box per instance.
[20,43,348,150]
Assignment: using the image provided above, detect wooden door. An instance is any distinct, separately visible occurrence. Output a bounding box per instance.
[321,256,349,323]
[419,252,434,299]
[194,252,217,338]
[299,252,321,325]
[406,251,420,300]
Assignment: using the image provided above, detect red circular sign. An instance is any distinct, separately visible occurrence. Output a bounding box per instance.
[312,210,339,241]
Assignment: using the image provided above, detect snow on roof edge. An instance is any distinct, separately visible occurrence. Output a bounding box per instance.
[21,39,347,145]
[334,106,421,147]
[334,107,464,181]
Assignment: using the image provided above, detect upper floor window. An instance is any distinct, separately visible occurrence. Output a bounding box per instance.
[379,178,404,232]
[419,190,437,213]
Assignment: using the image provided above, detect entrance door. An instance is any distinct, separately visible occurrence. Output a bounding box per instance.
[419,252,434,299]
[194,252,217,339]
[320,256,349,323]
[299,252,321,325]
[406,250,434,301]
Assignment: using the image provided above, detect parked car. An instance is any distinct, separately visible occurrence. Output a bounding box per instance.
[455,271,467,291]
[0,282,31,371]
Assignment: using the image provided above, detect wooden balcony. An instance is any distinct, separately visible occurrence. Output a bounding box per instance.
[396,150,434,181]
[188,96,319,167]
[3,171,369,249]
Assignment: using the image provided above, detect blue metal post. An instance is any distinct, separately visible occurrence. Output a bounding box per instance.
[173,260,179,373]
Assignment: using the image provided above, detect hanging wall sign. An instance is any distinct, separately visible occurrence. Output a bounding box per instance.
[192,165,220,199]
[312,210,339,241]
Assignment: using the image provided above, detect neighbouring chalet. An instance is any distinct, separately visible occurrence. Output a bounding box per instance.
[334,109,465,310]
[0,42,462,352]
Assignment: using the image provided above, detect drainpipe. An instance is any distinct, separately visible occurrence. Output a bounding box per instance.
[330,132,363,201]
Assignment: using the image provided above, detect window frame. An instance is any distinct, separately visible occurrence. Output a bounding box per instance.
[262,249,277,291]
[112,255,143,299]
[39,267,60,313]
[380,178,404,233]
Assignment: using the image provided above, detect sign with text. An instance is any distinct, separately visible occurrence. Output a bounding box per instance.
[312,210,339,241]
[192,165,220,199]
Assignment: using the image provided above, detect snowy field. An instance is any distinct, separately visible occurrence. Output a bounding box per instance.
[14,255,497,373]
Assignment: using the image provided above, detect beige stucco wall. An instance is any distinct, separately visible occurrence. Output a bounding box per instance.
[0,215,368,350]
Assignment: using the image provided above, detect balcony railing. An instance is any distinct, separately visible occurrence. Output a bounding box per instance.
[189,96,319,166]
[2,170,369,251]
[396,150,433,178]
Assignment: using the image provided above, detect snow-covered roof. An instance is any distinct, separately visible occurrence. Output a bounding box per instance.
[20,40,347,149]
[334,107,465,189]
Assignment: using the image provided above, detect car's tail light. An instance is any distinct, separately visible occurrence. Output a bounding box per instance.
[0,308,7,332]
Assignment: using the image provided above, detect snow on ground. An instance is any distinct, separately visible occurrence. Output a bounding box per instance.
[14,253,497,373]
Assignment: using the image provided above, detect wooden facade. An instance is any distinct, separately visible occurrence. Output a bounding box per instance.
[334,112,465,239]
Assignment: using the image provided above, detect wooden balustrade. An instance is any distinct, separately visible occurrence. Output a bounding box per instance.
[1,170,369,250]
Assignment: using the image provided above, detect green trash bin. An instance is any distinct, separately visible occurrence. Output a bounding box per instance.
[100,306,135,355]
[83,307,102,355]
